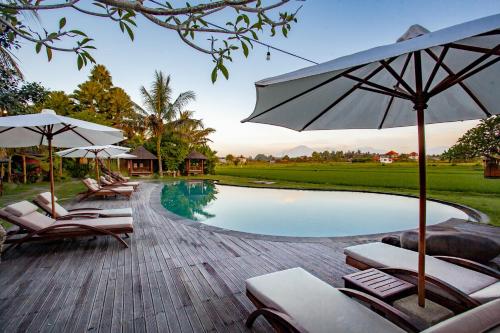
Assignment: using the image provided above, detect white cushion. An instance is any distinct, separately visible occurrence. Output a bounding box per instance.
[72,208,132,217]
[246,267,405,333]
[5,201,39,217]
[34,198,70,218]
[6,211,55,231]
[422,298,500,333]
[37,192,58,204]
[58,217,133,230]
[344,243,497,296]
[469,281,500,304]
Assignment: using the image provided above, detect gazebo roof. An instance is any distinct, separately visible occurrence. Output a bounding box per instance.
[186,151,208,160]
[127,146,157,160]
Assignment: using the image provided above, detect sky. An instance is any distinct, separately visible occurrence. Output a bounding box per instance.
[13,0,500,157]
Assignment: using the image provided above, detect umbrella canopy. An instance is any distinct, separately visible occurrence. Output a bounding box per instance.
[57,145,130,183]
[242,14,500,307]
[57,145,130,158]
[0,109,124,217]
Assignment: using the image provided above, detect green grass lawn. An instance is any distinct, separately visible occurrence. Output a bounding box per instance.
[0,180,85,229]
[211,162,500,226]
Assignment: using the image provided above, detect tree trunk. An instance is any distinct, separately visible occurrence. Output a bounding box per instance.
[23,155,27,184]
[156,136,163,176]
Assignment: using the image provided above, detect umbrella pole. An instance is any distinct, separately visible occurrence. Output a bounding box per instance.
[416,104,427,307]
[95,155,100,185]
[48,137,56,218]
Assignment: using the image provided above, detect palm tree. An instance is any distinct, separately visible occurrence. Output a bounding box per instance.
[140,71,195,176]
[170,110,215,148]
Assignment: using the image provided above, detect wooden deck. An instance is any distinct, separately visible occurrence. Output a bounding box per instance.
[0,182,498,332]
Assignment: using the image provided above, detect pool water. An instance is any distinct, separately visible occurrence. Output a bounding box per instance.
[160,180,470,237]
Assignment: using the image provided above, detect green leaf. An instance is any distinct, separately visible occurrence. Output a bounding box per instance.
[35,42,42,53]
[211,67,218,83]
[250,30,259,40]
[77,55,83,70]
[219,63,229,80]
[70,30,87,36]
[124,24,134,41]
[242,14,250,26]
[46,47,52,61]
[241,41,249,57]
[282,26,288,37]
[59,17,66,29]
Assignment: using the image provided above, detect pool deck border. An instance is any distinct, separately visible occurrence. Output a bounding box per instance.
[151,181,489,243]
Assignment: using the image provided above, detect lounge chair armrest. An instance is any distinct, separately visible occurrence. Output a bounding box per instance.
[338,288,422,333]
[67,207,103,212]
[433,256,500,279]
[245,307,307,333]
[379,268,481,309]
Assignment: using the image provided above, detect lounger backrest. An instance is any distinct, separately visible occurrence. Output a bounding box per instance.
[100,176,113,185]
[105,175,114,182]
[1,201,55,231]
[83,178,100,191]
[34,193,69,218]
[422,298,500,332]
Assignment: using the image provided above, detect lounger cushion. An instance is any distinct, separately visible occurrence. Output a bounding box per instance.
[246,267,405,333]
[469,281,500,304]
[35,194,70,218]
[344,243,497,297]
[73,208,133,217]
[421,298,500,333]
[37,192,58,204]
[58,217,133,231]
[1,210,56,231]
[5,201,39,217]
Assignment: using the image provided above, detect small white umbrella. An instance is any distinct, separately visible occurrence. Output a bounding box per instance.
[57,145,130,183]
[0,109,124,217]
[242,14,500,306]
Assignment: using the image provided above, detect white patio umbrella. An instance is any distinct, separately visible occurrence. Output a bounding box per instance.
[242,14,500,306]
[57,145,130,183]
[0,109,124,217]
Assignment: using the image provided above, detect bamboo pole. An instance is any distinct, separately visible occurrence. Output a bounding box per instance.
[48,137,56,218]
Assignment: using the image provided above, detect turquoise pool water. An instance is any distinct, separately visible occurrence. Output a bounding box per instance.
[161,180,470,237]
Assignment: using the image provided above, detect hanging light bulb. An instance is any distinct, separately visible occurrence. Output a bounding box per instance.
[266,46,271,61]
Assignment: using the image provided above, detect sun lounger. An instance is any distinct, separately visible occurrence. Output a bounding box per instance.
[344,242,500,312]
[100,175,139,190]
[0,201,133,249]
[33,192,133,219]
[80,178,134,201]
[245,267,500,333]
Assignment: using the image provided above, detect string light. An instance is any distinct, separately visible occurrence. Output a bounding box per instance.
[266,47,271,61]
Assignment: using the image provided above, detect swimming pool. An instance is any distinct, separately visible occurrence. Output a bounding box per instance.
[160,180,470,237]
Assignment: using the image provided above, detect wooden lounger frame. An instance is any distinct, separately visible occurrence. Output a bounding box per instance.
[345,254,500,313]
[32,200,126,219]
[79,180,133,201]
[245,288,422,333]
[1,214,132,251]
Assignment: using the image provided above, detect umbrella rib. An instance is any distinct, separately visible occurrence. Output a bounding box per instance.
[300,62,390,131]
[423,47,449,93]
[425,49,492,117]
[448,43,500,56]
[69,127,94,145]
[0,127,14,135]
[343,74,413,100]
[430,44,500,96]
[430,55,500,98]
[52,124,74,136]
[244,64,366,122]
[378,53,413,129]
[379,60,415,96]
[59,149,76,157]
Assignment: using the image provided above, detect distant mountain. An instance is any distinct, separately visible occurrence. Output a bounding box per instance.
[356,146,386,154]
[276,145,315,158]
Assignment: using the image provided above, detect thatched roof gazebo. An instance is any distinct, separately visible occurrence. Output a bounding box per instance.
[123,146,157,176]
[185,151,207,175]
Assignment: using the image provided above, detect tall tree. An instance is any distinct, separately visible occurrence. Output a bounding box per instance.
[140,71,195,176]
[72,64,135,127]
[170,110,215,149]
[443,116,499,162]
[0,1,300,80]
